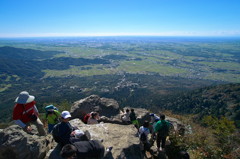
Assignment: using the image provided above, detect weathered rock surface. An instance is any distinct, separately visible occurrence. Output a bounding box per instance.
[0,125,54,159]
[71,119,142,159]
[49,119,142,159]
[70,95,120,120]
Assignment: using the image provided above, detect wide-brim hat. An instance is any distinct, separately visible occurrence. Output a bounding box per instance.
[15,91,35,104]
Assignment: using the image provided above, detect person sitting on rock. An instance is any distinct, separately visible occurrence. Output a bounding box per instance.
[52,111,75,146]
[154,114,170,152]
[12,91,46,136]
[44,105,61,133]
[87,112,99,125]
[61,133,113,159]
[129,108,139,129]
[139,120,151,155]
[121,109,131,124]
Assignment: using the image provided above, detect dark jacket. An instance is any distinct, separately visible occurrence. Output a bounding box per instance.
[73,140,105,159]
[52,121,74,146]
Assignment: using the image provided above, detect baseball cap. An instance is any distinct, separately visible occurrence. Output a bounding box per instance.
[61,111,71,119]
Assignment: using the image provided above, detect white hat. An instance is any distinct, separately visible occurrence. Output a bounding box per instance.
[74,130,85,138]
[61,111,71,119]
[15,91,35,104]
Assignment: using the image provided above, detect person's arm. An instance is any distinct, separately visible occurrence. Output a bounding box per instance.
[33,105,39,116]
[14,119,26,128]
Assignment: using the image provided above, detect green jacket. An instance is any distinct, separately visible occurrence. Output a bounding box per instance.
[154,120,170,136]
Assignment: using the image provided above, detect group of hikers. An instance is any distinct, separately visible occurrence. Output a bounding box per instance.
[12,91,189,159]
[12,91,110,159]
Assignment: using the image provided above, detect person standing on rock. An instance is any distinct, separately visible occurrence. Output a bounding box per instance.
[44,105,61,133]
[12,91,46,136]
[139,120,151,157]
[154,114,170,152]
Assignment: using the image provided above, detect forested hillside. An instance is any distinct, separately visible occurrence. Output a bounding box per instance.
[160,83,240,127]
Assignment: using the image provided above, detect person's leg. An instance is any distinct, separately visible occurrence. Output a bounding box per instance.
[161,136,167,149]
[48,124,55,133]
[156,133,161,149]
[32,118,46,136]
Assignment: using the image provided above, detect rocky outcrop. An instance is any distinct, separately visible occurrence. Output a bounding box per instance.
[71,119,142,159]
[70,95,120,120]
[0,95,187,159]
[49,119,142,159]
[0,125,54,159]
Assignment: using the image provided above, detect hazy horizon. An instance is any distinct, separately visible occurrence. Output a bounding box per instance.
[1,0,240,38]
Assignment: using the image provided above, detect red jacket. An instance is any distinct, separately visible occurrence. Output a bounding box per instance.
[12,101,38,123]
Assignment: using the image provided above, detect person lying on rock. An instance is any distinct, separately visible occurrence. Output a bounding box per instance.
[60,140,112,159]
[12,91,46,136]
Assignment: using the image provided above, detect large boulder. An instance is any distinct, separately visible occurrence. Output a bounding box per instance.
[70,119,142,159]
[0,125,53,159]
[70,95,120,120]
[49,119,142,159]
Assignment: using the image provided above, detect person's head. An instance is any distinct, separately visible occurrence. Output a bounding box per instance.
[143,120,149,128]
[131,109,134,112]
[178,151,190,159]
[160,114,165,120]
[126,109,130,113]
[47,109,54,115]
[60,144,77,159]
[61,111,71,122]
[15,91,35,104]
[91,112,97,119]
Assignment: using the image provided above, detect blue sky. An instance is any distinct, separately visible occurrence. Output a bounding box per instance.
[0,0,240,37]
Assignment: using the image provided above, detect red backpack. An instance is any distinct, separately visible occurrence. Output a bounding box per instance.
[83,113,91,124]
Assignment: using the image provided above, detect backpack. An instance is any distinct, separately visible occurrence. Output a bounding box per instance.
[158,121,169,136]
[52,123,61,143]
[140,132,147,142]
[83,113,91,124]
